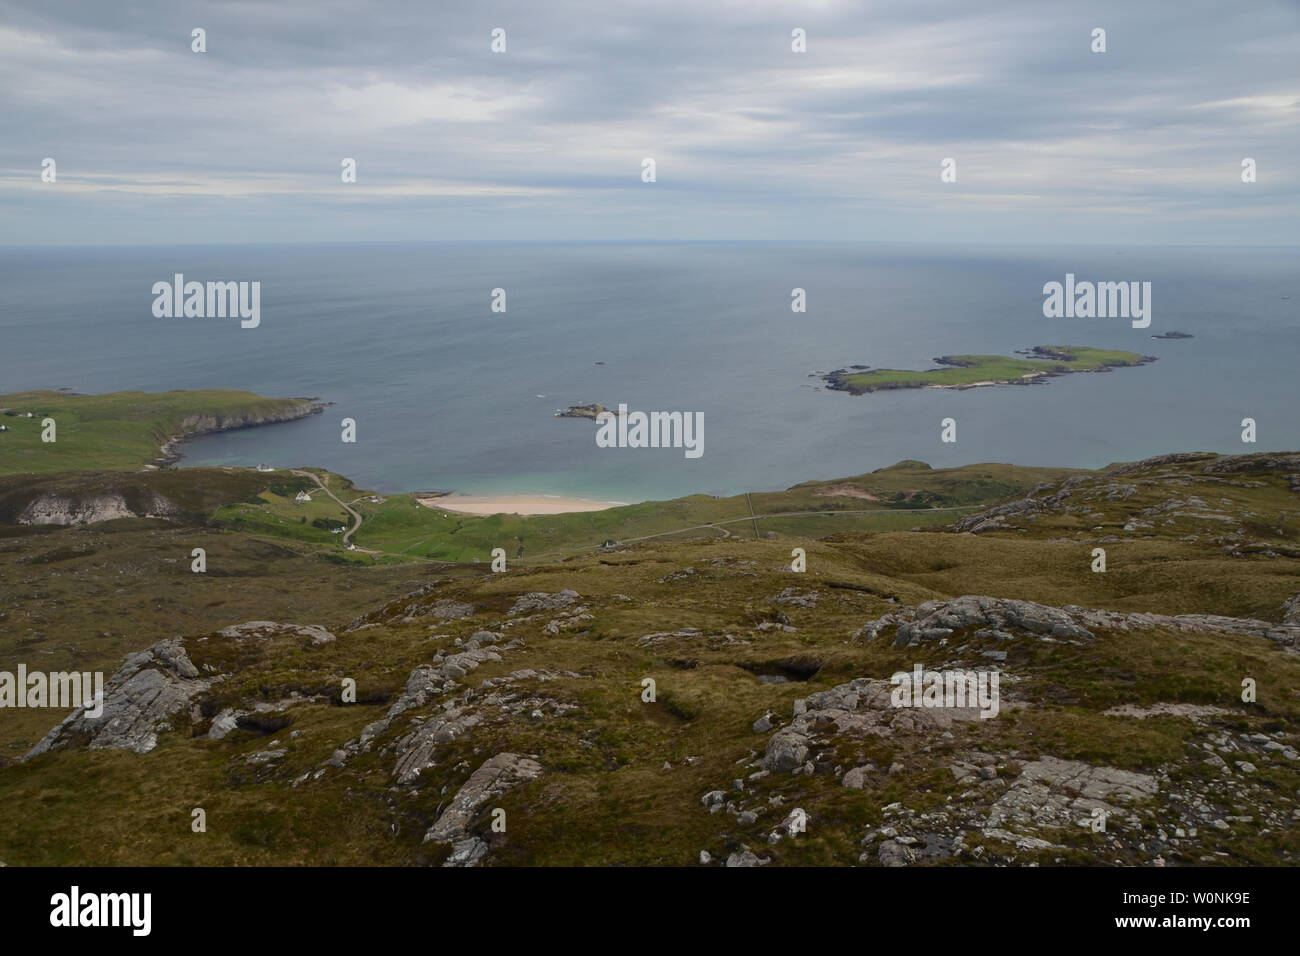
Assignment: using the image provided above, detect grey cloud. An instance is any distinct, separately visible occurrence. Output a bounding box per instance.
[0,0,1296,244]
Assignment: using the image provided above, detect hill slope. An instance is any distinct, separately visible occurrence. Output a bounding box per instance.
[2,451,1297,867]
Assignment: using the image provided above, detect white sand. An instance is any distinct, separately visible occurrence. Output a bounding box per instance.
[416,494,628,516]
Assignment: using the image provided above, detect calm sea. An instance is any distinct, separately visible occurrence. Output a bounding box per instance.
[0,241,1295,501]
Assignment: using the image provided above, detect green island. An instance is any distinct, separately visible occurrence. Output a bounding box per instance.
[2,388,1298,868]
[822,345,1155,395]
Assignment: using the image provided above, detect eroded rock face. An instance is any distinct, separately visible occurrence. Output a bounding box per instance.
[424,752,543,858]
[25,639,211,758]
[855,595,1300,649]
[18,492,176,526]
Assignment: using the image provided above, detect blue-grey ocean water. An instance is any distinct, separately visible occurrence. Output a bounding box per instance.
[0,242,1295,501]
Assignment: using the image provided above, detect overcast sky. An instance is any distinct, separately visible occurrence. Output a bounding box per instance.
[1,0,1296,245]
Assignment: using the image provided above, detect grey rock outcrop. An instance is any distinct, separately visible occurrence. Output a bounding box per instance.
[424,752,543,854]
[760,676,987,773]
[399,599,475,624]
[509,590,581,615]
[25,639,211,758]
[1282,593,1300,626]
[772,588,819,608]
[856,596,1094,645]
[855,595,1300,649]
[725,847,770,867]
[987,756,1158,833]
[1202,453,1300,474]
[217,621,335,645]
[392,702,485,785]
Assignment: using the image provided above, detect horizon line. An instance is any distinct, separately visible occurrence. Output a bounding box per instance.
[2,238,1298,251]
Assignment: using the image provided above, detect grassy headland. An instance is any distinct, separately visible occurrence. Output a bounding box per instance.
[0,389,323,475]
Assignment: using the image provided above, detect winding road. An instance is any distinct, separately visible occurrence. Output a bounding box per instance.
[291,469,380,553]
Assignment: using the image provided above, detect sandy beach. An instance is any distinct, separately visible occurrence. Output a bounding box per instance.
[416,494,628,516]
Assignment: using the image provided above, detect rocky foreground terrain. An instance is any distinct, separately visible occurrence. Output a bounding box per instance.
[2,451,1299,866]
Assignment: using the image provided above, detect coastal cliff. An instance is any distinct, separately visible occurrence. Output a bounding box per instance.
[159,398,326,463]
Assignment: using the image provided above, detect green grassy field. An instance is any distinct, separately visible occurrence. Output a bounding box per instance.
[208,459,1084,564]
[825,346,1152,394]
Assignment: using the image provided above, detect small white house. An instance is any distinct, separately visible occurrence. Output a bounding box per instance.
[256,463,275,472]
[295,491,312,503]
